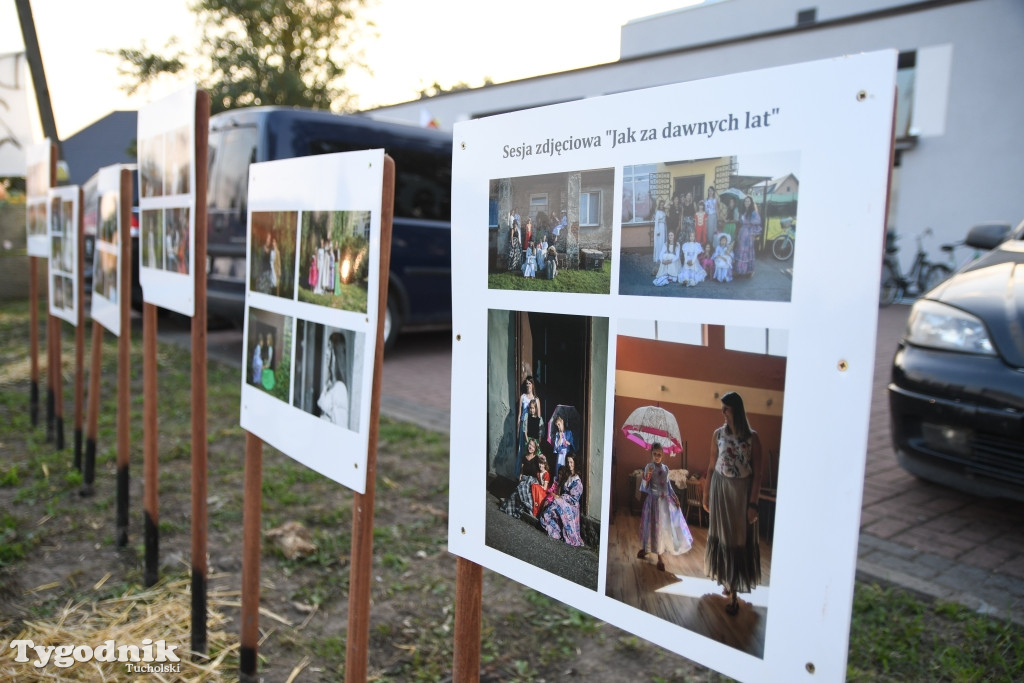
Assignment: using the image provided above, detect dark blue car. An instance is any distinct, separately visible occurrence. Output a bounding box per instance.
[206,106,452,348]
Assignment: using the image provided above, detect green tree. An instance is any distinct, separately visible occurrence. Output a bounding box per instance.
[114,0,370,113]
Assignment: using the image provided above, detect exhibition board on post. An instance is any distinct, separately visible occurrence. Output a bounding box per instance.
[90,165,128,337]
[47,186,80,325]
[448,52,897,681]
[239,150,385,495]
[25,139,52,258]
[137,83,198,317]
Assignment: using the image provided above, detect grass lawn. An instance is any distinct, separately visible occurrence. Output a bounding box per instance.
[297,283,368,313]
[1,298,1022,681]
[489,259,612,294]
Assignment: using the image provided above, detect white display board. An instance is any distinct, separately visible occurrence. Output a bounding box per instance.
[137,84,198,317]
[25,139,52,257]
[47,186,79,325]
[90,165,127,337]
[239,150,385,494]
[449,52,897,681]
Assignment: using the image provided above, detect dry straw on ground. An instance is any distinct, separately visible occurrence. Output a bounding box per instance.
[0,574,235,682]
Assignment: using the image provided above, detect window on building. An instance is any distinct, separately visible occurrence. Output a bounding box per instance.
[796,8,817,26]
[530,193,548,223]
[580,191,601,226]
[895,51,916,139]
[724,327,788,357]
[622,164,657,224]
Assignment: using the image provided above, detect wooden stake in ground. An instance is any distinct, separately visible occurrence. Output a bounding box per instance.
[143,302,159,587]
[29,256,39,427]
[453,558,483,682]
[191,89,211,655]
[46,312,55,442]
[81,320,102,497]
[345,155,395,683]
[74,187,85,471]
[53,315,64,450]
[46,309,55,440]
[239,432,262,682]
[115,168,133,548]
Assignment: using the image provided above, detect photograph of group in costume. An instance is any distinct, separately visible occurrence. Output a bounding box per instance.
[140,207,190,274]
[605,319,786,659]
[246,307,292,405]
[484,309,609,590]
[292,320,365,433]
[26,155,50,252]
[138,125,192,199]
[48,194,76,319]
[92,192,120,304]
[488,169,614,293]
[618,153,799,302]
[297,210,372,313]
[249,211,298,300]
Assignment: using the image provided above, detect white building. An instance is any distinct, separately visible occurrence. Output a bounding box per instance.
[365,0,1024,271]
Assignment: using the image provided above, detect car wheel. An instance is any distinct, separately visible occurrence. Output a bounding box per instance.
[879,262,899,307]
[921,264,952,294]
[383,294,401,352]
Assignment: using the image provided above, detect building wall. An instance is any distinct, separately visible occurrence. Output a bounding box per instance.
[368,0,1023,269]
[486,309,517,479]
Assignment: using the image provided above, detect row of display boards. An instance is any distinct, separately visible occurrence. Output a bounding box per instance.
[19,51,897,682]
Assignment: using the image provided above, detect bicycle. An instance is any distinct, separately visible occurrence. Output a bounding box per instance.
[771,217,795,261]
[879,228,951,307]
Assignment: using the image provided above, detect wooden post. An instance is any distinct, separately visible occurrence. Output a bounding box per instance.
[345,155,395,683]
[53,315,63,450]
[74,187,85,471]
[143,302,159,587]
[191,89,211,656]
[29,257,39,427]
[453,558,483,683]
[115,168,133,548]
[46,312,55,441]
[239,433,262,681]
[81,320,102,497]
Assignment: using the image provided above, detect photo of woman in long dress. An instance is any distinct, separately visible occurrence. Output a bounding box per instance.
[317,332,350,427]
[703,391,764,616]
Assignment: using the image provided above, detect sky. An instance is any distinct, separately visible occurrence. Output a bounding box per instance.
[0,0,700,139]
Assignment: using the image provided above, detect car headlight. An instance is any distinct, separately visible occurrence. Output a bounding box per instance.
[906,300,995,355]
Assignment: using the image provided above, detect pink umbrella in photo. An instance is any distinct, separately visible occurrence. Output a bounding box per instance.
[621,405,683,456]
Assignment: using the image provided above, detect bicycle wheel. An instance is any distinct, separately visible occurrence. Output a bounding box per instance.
[879,262,899,307]
[772,235,794,261]
[921,264,952,294]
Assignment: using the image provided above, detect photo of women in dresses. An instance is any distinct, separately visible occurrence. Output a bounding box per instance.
[292,319,365,433]
[245,308,291,402]
[165,207,191,275]
[617,152,799,302]
[488,170,614,294]
[485,309,609,590]
[250,211,297,299]
[606,320,785,659]
[141,210,164,270]
[138,133,164,198]
[734,196,762,277]
[297,210,371,313]
[652,231,680,286]
[539,456,585,547]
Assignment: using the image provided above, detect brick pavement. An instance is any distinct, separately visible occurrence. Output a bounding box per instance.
[380,308,1024,624]
[858,304,1024,623]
